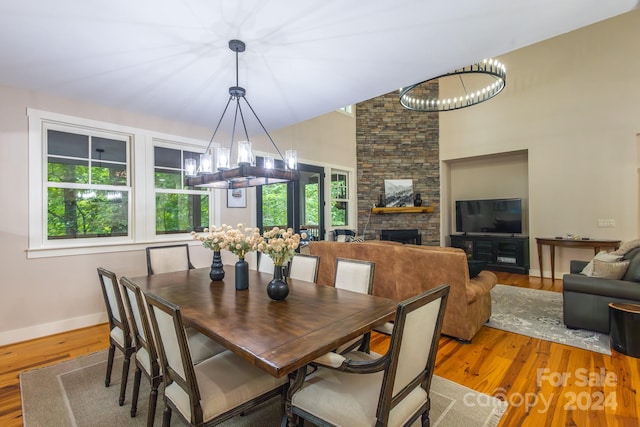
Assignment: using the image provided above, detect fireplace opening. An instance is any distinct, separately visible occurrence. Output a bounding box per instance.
[380,229,421,245]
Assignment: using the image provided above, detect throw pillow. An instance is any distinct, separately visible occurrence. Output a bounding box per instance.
[580,251,623,276]
[612,238,640,256]
[468,260,488,279]
[591,259,630,279]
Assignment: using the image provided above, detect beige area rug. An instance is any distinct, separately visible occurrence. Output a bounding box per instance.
[21,350,507,427]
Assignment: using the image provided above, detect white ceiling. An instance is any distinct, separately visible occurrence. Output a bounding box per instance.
[0,0,637,135]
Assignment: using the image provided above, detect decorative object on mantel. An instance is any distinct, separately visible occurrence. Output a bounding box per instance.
[384,179,413,207]
[258,227,307,300]
[224,225,261,290]
[414,193,422,207]
[183,39,299,189]
[399,58,506,112]
[192,226,228,281]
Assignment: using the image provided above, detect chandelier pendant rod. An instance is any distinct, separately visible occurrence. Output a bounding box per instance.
[243,96,286,162]
[204,95,234,154]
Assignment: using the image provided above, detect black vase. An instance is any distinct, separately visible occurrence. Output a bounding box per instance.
[235,259,249,290]
[267,265,289,301]
[414,193,422,207]
[209,250,225,281]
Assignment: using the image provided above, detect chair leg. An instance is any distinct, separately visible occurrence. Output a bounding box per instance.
[162,406,172,427]
[118,350,132,406]
[130,366,142,417]
[147,379,160,427]
[105,344,115,387]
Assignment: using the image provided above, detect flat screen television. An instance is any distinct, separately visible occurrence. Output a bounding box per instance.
[455,198,523,234]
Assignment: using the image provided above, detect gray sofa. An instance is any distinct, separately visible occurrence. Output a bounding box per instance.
[563,247,640,333]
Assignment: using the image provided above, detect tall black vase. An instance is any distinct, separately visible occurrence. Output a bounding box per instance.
[235,259,249,290]
[209,250,225,281]
[267,265,289,301]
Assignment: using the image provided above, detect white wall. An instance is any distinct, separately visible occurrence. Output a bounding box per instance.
[440,10,640,278]
[0,85,355,345]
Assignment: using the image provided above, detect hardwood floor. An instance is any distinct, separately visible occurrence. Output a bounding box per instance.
[1,272,638,426]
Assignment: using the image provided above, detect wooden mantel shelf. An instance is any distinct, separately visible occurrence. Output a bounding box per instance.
[371,206,434,214]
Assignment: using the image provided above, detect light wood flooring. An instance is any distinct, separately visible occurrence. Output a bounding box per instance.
[1,272,639,426]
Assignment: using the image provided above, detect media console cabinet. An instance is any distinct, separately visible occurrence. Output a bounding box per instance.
[450,234,529,274]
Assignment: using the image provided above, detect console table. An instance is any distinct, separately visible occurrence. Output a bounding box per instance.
[535,237,621,281]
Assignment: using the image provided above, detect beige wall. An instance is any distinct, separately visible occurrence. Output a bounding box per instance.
[440,10,640,277]
[0,85,355,345]
[446,151,529,236]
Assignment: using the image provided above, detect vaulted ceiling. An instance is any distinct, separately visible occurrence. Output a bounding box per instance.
[0,1,636,135]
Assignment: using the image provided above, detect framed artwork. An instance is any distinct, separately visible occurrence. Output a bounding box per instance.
[227,188,247,208]
[384,179,414,207]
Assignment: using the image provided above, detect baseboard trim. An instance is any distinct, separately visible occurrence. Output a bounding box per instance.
[0,312,108,346]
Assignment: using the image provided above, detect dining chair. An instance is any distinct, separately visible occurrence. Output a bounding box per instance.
[97,267,136,407]
[288,284,450,427]
[145,292,289,427]
[288,254,320,283]
[333,258,375,353]
[258,252,276,274]
[146,244,195,275]
[120,277,228,426]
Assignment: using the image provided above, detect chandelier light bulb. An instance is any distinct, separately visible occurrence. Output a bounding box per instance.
[184,158,197,177]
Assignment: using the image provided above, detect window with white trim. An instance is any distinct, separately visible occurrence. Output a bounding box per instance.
[46,126,131,240]
[27,109,215,257]
[153,144,209,234]
[330,170,349,226]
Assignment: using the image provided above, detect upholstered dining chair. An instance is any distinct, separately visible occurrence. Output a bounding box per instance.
[288,254,320,283]
[97,267,136,407]
[258,252,276,274]
[288,284,450,427]
[145,292,289,427]
[333,258,375,353]
[120,277,227,426]
[146,244,195,275]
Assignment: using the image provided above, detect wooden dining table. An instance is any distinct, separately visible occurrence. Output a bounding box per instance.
[129,267,397,379]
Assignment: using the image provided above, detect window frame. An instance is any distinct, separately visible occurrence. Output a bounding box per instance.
[152,139,211,236]
[27,109,217,258]
[330,169,350,227]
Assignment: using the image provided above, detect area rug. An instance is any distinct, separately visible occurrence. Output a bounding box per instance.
[21,350,507,427]
[486,284,610,355]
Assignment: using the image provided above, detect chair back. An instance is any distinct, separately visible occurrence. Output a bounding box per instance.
[258,253,276,274]
[120,277,159,375]
[146,244,195,275]
[333,258,375,294]
[145,293,202,423]
[97,267,131,342]
[378,284,449,425]
[288,254,320,283]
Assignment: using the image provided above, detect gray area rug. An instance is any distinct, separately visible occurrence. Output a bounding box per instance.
[21,350,507,427]
[486,284,610,354]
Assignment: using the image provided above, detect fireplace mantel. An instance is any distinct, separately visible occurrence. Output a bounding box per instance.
[371,206,434,214]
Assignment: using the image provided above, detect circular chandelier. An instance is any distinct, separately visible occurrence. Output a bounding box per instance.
[399,58,506,112]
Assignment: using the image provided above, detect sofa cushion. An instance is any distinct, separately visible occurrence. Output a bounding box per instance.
[623,250,640,282]
[580,251,622,276]
[591,259,629,279]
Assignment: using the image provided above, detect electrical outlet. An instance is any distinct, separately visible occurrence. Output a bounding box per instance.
[597,219,616,227]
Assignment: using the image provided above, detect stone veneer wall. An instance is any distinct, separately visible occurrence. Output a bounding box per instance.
[356,88,440,245]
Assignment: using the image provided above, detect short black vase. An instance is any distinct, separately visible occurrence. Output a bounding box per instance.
[267,266,289,301]
[209,250,225,281]
[235,259,249,290]
[414,193,422,207]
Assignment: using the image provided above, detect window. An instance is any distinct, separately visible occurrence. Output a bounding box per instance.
[331,171,349,226]
[46,127,130,240]
[28,109,217,257]
[338,105,353,115]
[154,145,209,234]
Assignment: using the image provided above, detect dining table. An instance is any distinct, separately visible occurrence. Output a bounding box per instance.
[129,266,397,379]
